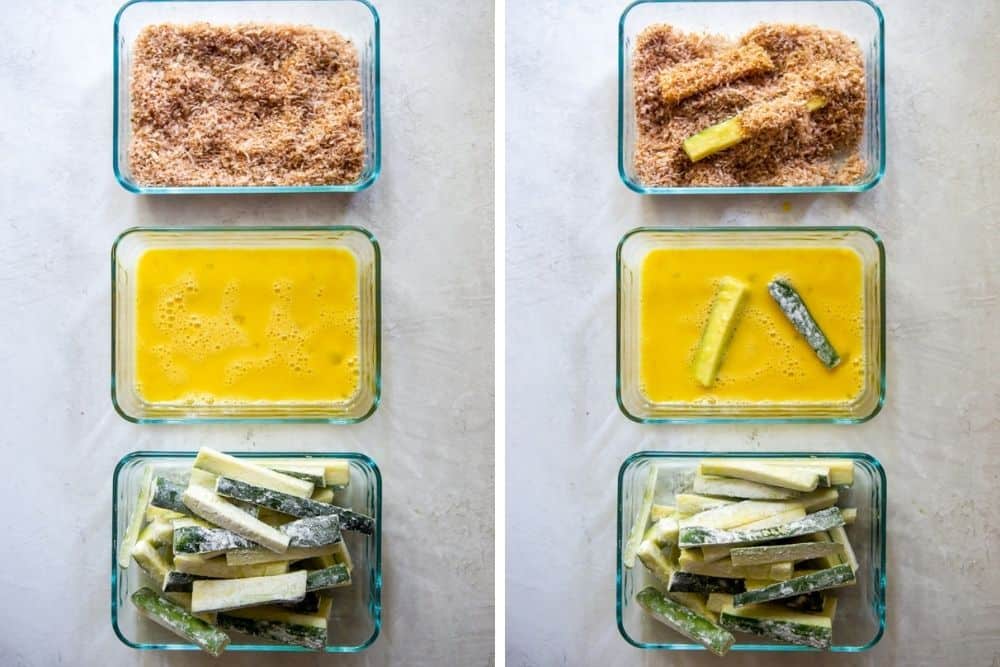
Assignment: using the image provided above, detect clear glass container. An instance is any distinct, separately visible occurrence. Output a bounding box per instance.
[112,451,381,653]
[113,0,381,193]
[618,0,885,194]
[617,226,885,423]
[617,451,886,652]
[112,226,380,423]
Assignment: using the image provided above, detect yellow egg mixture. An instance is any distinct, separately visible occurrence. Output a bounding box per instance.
[639,246,865,404]
[135,247,359,404]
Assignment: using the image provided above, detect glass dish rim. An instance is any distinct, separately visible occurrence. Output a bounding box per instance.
[111,449,383,653]
[615,225,887,424]
[615,449,887,652]
[616,0,886,195]
[112,0,382,194]
[110,225,382,424]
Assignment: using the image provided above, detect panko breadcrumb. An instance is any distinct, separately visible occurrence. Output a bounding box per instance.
[129,23,365,187]
[633,23,867,187]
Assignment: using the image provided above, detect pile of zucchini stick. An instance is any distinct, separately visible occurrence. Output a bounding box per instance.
[624,458,860,655]
[117,448,373,655]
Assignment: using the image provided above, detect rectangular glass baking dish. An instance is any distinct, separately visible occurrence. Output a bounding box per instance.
[113,0,381,193]
[618,0,885,194]
[617,451,886,652]
[112,226,380,423]
[617,226,885,423]
[112,450,382,653]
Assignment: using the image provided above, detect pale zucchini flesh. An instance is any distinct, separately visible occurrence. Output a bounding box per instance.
[226,543,341,567]
[679,499,805,530]
[651,504,676,521]
[194,447,314,498]
[623,466,658,569]
[636,540,675,585]
[173,553,290,579]
[828,525,859,573]
[131,539,172,582]
[729,541,844,567]
[675,493,735,515]
[191,570,307,613]
[693,474,800,500]
[119,466,155,568]
[692,277,748,387]
[698,460,821,492]
[182,484,290,553]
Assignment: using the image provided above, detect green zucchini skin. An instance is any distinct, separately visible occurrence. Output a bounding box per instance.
[131,587,230,656]
[679,507,844,548]
[768,280,841,368]
[217,614,327,650]
[783,592,825,613]
[162,571,205,593]
[733,564,855,607]
[173,525,256,554]
[636,587,735,656]
[150,477,191,515]
[720,610,832,649]
[306,565,352,592]
[215,477,374,535]
[667,572,746,595]
[283,592,322,614]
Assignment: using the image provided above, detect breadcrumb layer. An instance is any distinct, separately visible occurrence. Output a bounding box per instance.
[129,23,365,187]
[634,23,867,187]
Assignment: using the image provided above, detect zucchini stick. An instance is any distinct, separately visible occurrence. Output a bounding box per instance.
[659,43,775,106]
[683,95,827,162]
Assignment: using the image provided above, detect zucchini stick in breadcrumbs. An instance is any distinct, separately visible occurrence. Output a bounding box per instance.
[659,43,775,106]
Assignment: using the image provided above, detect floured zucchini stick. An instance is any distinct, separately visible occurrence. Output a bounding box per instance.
[218,603,330,650]
[119,467,154,568]
[733,564,855,607]
[623,466,658,568]
[132,588,231,657]
[768,279,841,368]
[679,507,845,548]
[683,94,827,162]
[194,447,315,498]
[191,571,307,614]
[720,602,833,649]
[182,485,290,553]
[699,459,828,492]
[637,587,735,656]
[693,277,748,387]
[215,477,374,535]
[659,43,775,106]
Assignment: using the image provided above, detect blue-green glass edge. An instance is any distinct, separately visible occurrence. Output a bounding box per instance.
[112,450,382,653]
[112,0,382,194]
[616,450,887,652]
[617,0,886,195]
[110,225,381,424]
[615,225,886,423]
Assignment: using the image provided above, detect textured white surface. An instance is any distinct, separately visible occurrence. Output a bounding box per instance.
[0,1,494,665]
[506,1,999,665]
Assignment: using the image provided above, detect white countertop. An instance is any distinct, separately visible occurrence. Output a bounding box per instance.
[506,0,999,665]
[0,1,494,665]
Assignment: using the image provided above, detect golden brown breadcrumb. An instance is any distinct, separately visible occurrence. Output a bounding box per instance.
[129,23,365,187]
[633,23,867,187]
